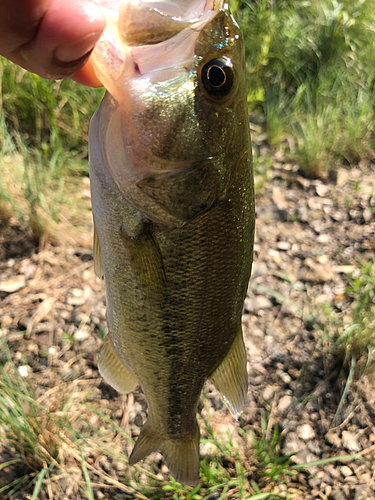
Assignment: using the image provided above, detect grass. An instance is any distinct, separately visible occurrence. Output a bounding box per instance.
[0,58,103,244]
[332,260,375,375]
[0,337,298,499]
[0,337,366,499]
[232,0,375,177]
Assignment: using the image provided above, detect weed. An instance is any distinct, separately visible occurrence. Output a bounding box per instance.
[334,260,375,370]
[0,57,103,244]
[251,412,296,482]
[232,0,375,177]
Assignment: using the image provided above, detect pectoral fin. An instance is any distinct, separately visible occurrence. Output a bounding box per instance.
[93,222,104,279]
[209,329,248,419]
[98,336,138,394]
[120,224,165,300]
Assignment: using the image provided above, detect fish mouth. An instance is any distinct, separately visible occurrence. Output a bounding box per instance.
[91,0,224,104]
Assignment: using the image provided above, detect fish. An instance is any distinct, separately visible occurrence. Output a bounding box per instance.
[89,0,255,486]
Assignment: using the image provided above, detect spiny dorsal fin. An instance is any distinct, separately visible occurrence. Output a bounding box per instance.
[93,221,104,279]
[209,329,248,419]
[98,336,138,394]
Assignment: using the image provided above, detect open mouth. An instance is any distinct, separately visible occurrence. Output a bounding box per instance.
[91,0,224,104]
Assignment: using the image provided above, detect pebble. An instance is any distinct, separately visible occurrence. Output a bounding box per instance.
[315,184,331,197]
[317,234,331,243]
[262,385,275,402]
[244,295,273,314]
[276,241,291,251]
[74,329,91,341]
[331,210,347,222]
[341,465,353,477]
[342,431,361,452]
[326,432,341,447]
[278,371,292,384]
[0,275,26,293]
[18,365,29,377]
[67,295,86,306]
[278,395,292,412]
[333,265,356,274]
[296,424,316,440]
[363,207,372,222]
[331,490,346,500]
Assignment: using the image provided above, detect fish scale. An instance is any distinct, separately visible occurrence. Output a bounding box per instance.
[89,0,254,485]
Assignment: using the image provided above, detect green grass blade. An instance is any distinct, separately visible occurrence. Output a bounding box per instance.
[31,468,47,500]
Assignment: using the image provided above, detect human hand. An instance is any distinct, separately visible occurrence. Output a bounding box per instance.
[0,0,106,87]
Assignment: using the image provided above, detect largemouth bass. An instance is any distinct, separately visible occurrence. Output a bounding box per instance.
[89,0,254,486]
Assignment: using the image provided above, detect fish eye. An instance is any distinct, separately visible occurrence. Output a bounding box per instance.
[201,57,234,98]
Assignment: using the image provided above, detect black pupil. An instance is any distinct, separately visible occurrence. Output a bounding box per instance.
[201,58,234,97]
[208,65,226,87]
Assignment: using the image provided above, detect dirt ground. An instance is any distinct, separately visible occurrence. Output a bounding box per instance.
[0,150,375,499]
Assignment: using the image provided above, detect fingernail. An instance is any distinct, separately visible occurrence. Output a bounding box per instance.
[55,32,103,64]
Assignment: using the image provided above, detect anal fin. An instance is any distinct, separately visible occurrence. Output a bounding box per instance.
[98,336,138,394]
[209,329,248,419]
[93,221,104,279]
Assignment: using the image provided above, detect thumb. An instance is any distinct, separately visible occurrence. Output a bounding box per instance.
[5,0,106,81]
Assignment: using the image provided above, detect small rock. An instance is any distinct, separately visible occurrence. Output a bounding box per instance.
[244,295,273,314]
[340,465,353,477]
[315,294,330,304]
[331,490,346,500]
[342,431,361,452]
[355,487,373,500]
[332,265,356,274]
[268,248,282,264]
[262,385,275,402]
[337,168,349,187]
[363,207,372,222]
[296,205,309,222]
[331,210,347,222]
[18,365,29,377]
[276,241,291,251]
[278,371,292,385]
[326,432,341,447]
[296,424,316,440]
[325,485,332,497]
[74,329,91,341]
[359,472,371,483]
[67,296,86,306]
[315,184,331,197]
[278,395,292,412]
[114,461,126,472]
[0,275,26,293]
[301,258,335,283]
[317,234,331,244]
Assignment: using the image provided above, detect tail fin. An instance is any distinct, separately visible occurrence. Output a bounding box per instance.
[129,420,200,486]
